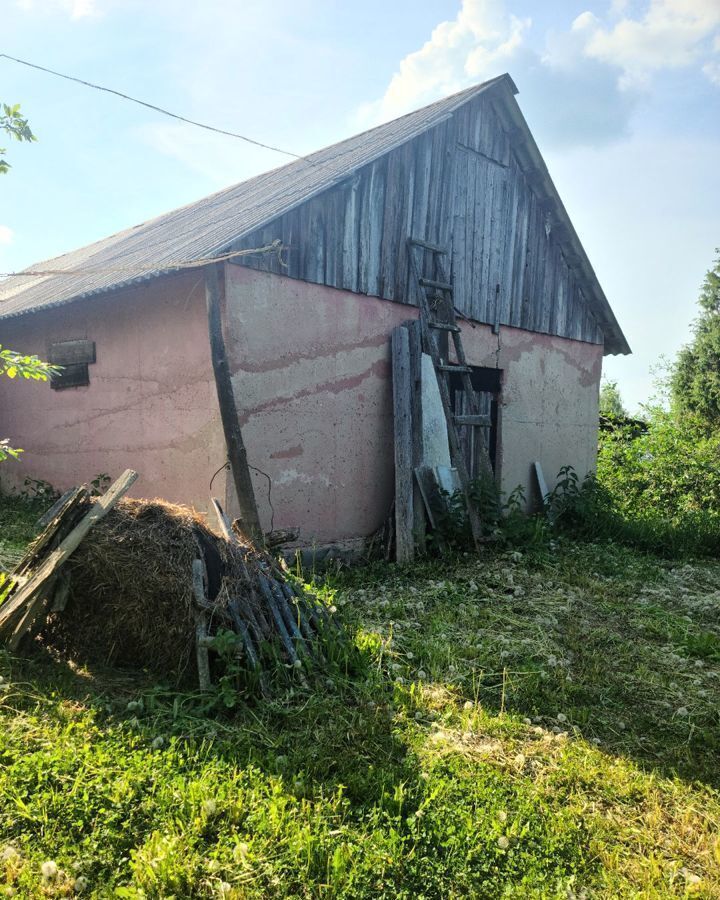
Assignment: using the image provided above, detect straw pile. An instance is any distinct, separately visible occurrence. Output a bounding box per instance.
[39,497,316,684]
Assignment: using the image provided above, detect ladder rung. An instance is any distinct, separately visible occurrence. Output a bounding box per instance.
[428,321,460,333]
[419,277,453,292]
[408,237,447,254]
[454,414,491,427]
[437,364,473,374]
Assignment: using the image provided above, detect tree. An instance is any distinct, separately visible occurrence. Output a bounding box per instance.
[599,378,626,418]
[0,102,35,174]
[671,250,720,428]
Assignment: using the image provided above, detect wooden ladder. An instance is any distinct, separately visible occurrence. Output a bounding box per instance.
[407,237,494,548]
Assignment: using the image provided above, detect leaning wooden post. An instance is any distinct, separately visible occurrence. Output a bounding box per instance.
[192,559,212,692]
[205,262,262,541]
[406,319,426,553]
[392,326,414,563]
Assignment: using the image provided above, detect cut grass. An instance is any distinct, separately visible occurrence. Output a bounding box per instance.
[0,518,719,896]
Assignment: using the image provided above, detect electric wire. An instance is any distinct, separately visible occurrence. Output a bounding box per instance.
[0,52,316,164]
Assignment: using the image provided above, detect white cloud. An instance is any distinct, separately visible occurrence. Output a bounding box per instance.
[580,0,720,89]
[355,0,637,148]
[356,0,720,150]
[0,226,14,246]
[354,0,530,128]
[572,11,600,33]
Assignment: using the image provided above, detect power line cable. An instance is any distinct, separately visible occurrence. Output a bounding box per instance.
[0,52,319,165]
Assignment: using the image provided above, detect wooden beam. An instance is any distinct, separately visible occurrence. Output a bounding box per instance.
[205,263,262,541]
[406,320,425,553]
[0,470,138,640]
[392,326,414,563]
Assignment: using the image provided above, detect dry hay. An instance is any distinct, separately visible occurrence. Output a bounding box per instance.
[43,497,258,681]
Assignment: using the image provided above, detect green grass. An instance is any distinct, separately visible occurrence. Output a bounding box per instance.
[1,516,719,896]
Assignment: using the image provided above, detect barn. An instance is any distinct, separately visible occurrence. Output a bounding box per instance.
[0,73,629,554]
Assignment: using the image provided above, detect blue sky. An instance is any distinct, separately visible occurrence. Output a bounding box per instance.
[2,0,719,412]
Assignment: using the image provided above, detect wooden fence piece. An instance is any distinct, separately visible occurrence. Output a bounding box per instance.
[392,325,414,563]
[34,488,79,531]
[192,559,212,692]
[16,487,90,581]
[0,470,138,641]
[257,574,300,667]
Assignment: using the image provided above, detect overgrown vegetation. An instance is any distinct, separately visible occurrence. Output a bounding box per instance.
[672,250,720,428]
[0,513,718,897]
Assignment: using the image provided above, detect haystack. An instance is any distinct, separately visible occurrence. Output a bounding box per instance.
[47,499,242,678]
[0,472,335,689]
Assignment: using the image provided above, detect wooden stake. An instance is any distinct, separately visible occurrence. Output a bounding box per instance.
[192,559,212,692]
[392,326,415,563]
[205,263,262,542]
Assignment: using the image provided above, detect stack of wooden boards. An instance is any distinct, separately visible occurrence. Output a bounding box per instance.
[0,470,138,652]
[0,471,336,692]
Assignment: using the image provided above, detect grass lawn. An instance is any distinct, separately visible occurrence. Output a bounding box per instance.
[1,499,719,897]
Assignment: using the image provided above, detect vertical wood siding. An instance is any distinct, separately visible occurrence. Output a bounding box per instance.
[232,95,604,346]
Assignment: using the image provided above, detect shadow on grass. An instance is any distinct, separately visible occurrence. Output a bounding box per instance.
[0,639,602,898]
[323,545,720,792]
[1,536,719,896]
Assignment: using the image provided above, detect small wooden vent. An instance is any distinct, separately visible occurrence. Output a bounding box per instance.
[49,340,95,390]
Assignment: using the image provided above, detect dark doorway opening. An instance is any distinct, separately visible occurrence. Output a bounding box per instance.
[448,367,501,478]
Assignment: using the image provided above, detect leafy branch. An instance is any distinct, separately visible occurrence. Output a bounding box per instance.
[0,346,59,461]
[0,102,36,174]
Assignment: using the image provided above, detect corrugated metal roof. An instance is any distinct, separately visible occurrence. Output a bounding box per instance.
[0,77,506,319]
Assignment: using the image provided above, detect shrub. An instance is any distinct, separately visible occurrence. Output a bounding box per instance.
[546,410,720,557]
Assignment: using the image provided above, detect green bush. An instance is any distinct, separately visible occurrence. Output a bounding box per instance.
[546,411,720,557]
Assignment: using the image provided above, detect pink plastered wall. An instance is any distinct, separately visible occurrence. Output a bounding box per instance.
[0,264,603,540]
[223,265,416,544]
[223,266,603,538]
[456,322,603,504]
[0,272,226,512]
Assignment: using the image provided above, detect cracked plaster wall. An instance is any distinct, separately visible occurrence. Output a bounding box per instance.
[0,265,602,538]
[224,267,602,540]
[0,271,226,512]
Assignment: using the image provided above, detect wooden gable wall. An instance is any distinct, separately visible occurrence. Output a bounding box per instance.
[230,93,604,346]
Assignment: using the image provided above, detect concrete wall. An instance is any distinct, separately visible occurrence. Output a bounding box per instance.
[0,264,601,540]
[224,266,602,542]
[222,264,413,544]
[458,323,603,505]
[0,272,226,512]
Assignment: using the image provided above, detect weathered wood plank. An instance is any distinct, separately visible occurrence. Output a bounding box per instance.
[0,470,138,639]
[392,326,414,563]
[192,559,212,692]
[406,319,426,552]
